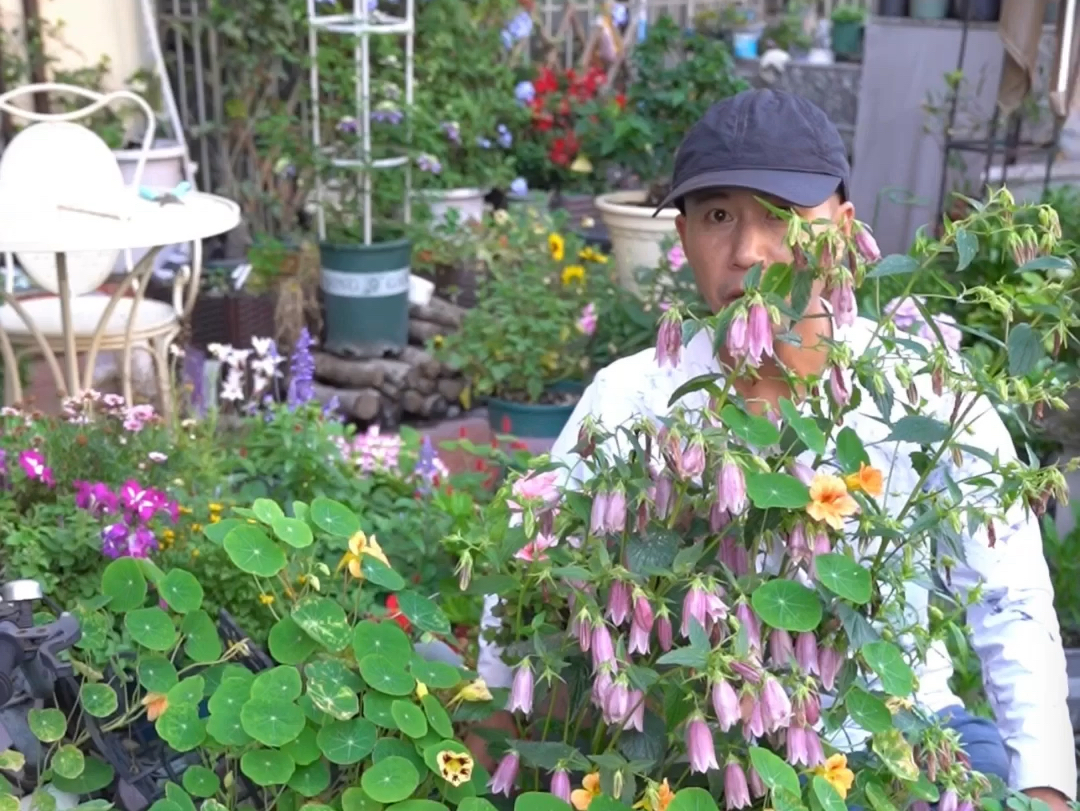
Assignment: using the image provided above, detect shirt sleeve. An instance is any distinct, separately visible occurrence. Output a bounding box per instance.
[940,395,1076,798]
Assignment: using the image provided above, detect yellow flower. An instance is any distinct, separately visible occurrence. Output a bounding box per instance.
[561,265,586,286]
[433,335,444,348]
[338,530,391,579]
[806,473,859,531]
[570,154,594,174]
[449,678,493,706]
[886,696,914,714]
[579,247,608,264]
[494,209,510,225]
[142,692,168,721]
[810,754,855,799]
[436,749,474,787]
[415,681,429,699]
[209,502,224,513]
[191,548,200,558]
[542,351,559,371]
[178,505,193,515]
[634,779,674,811]
[571,773,602,811]
[549,233,565,261]
[209,515,221,524]
[297,574,308,585]
[845,463,884,498]
[259,593,275,605]
[191,523,203,534]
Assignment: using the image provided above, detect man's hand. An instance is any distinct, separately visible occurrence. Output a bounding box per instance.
[1024,787,1072,811]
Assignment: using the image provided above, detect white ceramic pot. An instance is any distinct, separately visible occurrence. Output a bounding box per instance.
[418,187,487,225]
[595,189,679,290]
[113,140,195,275]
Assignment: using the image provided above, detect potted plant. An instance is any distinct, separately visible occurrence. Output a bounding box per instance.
[435,209,611,438]
[411,0,526,225]
[579,16,748,288]
[830,4,867,61]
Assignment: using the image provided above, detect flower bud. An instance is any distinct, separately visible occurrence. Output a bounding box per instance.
[716,457,748,515]
[760,677,792,732]
[655,310,683,368]
[724,760,752,809]
[795,632,819,674]
[508,659,534,715]
[712,677,740,731]
[591,622,616,672]
[605,487,627,535]
[686,715,719,773]
[747,302,774,367]
[550,770,571,803]
[829,277,857,328]
[940,790,958,811]
[769,629,795,668]
[829,365,851,408]
[855,223,882,262]
[682,436,707,479]
[656,608,673,652]
[606,580,631,626]
[727,309,749,361]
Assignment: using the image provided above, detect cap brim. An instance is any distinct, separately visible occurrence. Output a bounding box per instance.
[652,169,843,216]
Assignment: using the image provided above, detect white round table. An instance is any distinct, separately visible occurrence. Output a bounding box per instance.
[0,190,240,405]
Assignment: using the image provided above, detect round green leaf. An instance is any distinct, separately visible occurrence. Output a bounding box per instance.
[165,780,196,811]
[748,746,800,797]
[223,525,286,577]
[156,704,206,751]
[181,610,223,663]
[240,699,306,746]
[310,497,360,537]
[361,756,419,803]
[209,678,251,716]
[815,553,873,605]
[0,749,25,771]
[292,596,351,652]
[374,738,424,770]
[395,591,451,636]
[316,717,377,764]
[409,656,461,690]
[283,724,322,766]
[812,776,847,811]
[847,688,893,733]
[138,655,179,693]
[745,472,810,509]
[390,701,427,739]
[253,666,303,703]
[51,756,114,794]
[101,558,147,612]
[241,749,296,786]
[160,569,204,614]
[253,498,286,524]
[361,557,406,591]
[125,607,178,651]
[80,683,118,718]
[343,788,383,811]
[389,803,448,811]
[51,745,84,780]
[750,580,822,632]
[305,659,361,720]
[270,617,319,665]
[182,766,221,798]
[359,655,415,697]
[206,709,250,746]
[862,641,915,697]
[168,676,206,707]
[515,795,571,811]
[363,693,398,728]
[421,695,454,738]
[273,516,314,549]
[289,759,331,797]
[28,708,65,742]
[0,797,17,811]
[353,620,412,661]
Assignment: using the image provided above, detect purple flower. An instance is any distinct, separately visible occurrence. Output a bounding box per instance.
[795,632,819,674]
[734,603,761,653]
[441,121,461,144]
[476,136,492,149]
[829,278,856,328]
[287,328,315,407]
[550,770,571,803]
[611,2,628,25]
[819,644,843,691]
[101,523,129,559]
[686,716,719,773]
[726,310,749,361]
[855,222,881,262]
[508,660,534,715]
[746,302,773,366]
[514,81,536,104]
[501,10,533,47]
[488,752,520,797]
[497,124,513,149]
[656,609,673,652]
[718,537,748,577]
[829,365,850,408]
[682,437,706,480]
[885,296,922,331]
[602,677,630,725]
[591,622,616,672]
[655,310,682,368]
[786,724,809,765]
[373,101,403,125]
[18,450,54,487]
[769,629,794,668]
[74,481,118,516]
[337,117,359,135]
[712,677,740,731]
[606,581,631,626]
[760,677,792,732]
[939,790,958,811]
[724,760,751,810]
[918,313,963,354]
[417,154,442,174]
[628,615,651,655]
[716,458,747,515]
[509,177,529,197]
[605,488,627,534]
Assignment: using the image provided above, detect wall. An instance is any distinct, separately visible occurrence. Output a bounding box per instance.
[0,0,149,90]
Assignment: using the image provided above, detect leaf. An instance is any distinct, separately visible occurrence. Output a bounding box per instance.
[51,745,84,780]
[835,427,869,474]
[834,603,881,650]
[305,659,362,720]
[156,704,206,751]
[292,596,352,652]
[745,473,810,509]
[362,556,407,591]
[814,554,872,604]
[252,666,303,703]
[1007,323,1045,377]
[396,591,451,635]
[343,788,384,811]
[409,655,461,690]
[361,756,420,803]
[748,747,800,796]
[182,766,221,798]
[101,558,147,612]
[751,580,822,632]
[252,498,285,524]
[846,688,893,733]
[886,415,950,445]
[390,701,428,739]
[865,254,918,279]
[241,749,296,786]
[272,516,314,548]
[289,759,331,797]
[283,724,322,766]
[80,683,118,718]
[626,528,679,574]
[181,610,223,663]
[655,646,708,669]
[862,641,915,696]
[779,399,826,456]
[269,616,319,665]
[138,656,179,693]
[872,728,919,781]
[316,718,377,764]
[0,749,25,771]
[359,655,416,696]
[160,569,204,614]
[223,525,286,577]
[28,708,66,742]
[203,519,242,544]
[1015,255,1074,274]
[515,794,573,811]
[240,699,306,747]
[864,783,899,811]
[720,405,781,448]
[954,229,977,271]
[168,676,206,707]
[310,497,361,537]
[811,776,846,811]
[51,757,114,794]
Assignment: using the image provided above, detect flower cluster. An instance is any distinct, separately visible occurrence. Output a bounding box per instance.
[88,479,179,559]
[884,296,963,355]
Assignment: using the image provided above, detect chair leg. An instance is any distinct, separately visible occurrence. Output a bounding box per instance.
[151,336,173,422]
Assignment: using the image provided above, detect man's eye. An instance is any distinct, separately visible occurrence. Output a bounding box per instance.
[707,209,730,223]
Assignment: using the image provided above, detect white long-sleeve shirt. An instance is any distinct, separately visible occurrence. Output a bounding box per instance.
[479,313,1075,798]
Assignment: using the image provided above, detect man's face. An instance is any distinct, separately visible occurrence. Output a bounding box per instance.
[674,187,853,314]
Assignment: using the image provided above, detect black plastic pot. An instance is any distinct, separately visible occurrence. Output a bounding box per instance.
[879,0,908,15]
[951,0,1001,21]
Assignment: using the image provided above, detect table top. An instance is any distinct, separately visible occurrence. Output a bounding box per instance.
[0,189,240,253]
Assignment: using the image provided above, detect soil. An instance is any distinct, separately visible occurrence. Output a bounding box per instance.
[497,390,581,407]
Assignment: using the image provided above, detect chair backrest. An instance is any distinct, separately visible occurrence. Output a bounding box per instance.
[0,84,157,297]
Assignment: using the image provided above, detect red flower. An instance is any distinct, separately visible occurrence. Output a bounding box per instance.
[386,594,411,632]
[501,415,512,433]
[615,93,627,110]
[535,67,558,95]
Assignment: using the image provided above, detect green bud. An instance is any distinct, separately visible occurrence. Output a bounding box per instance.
[929,606,945,622]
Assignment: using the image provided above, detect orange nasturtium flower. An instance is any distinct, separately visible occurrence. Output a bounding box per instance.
[571,773,602,811]
[634,779,674,811]
[806,473,859,530]
[142,692,168,721]
[845,463,884,498]
[811,753,856,799]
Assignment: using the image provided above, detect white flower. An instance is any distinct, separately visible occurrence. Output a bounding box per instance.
[221,367,245,401]
[226,349,252,369]
[169,343,185,358]
[148,452,168,463]
[252,337,274,357]
[207,343,232,361]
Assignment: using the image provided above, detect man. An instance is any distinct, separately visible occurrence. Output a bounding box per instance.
[475,89,1075,807]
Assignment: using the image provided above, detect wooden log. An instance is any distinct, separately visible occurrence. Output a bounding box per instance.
[312,382,381,422]
[409,296,465,329]
[314,351,409,390]
[399,344,443,376]
[437,377,465,403]
[409,319,449,345]
[405,367,436,394]
[403,389,448,419]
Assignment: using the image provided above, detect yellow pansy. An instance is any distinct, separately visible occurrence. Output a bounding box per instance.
[549,233,565,261]
[810,754,855,799]
[571,773,602,811]
[561,265,586,285]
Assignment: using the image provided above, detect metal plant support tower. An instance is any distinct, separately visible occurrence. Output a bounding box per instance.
[307,0,415,245]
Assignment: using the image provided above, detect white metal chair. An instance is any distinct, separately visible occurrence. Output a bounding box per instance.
[0,83,203,416]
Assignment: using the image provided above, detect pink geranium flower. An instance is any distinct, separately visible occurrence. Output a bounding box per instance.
[666,243,687,270]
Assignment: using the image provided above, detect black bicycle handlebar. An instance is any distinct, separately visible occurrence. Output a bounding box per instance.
[0,580,81,705]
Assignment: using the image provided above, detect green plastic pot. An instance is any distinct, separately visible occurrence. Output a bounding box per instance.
[830,20,863,60]
[487,382,584,439]
[320,238,411,351]
[910,0,949,18]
